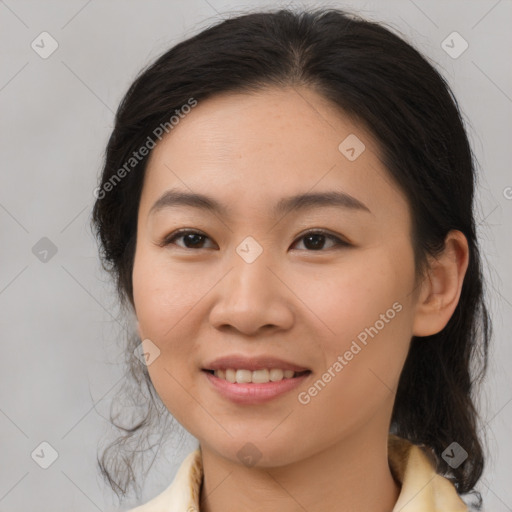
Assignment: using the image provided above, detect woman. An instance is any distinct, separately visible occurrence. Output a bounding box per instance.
[91,8,491,512]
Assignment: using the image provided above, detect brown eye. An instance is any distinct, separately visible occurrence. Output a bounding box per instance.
[161,229,349,251]
[292,230,349,251]
[162,230,216,249]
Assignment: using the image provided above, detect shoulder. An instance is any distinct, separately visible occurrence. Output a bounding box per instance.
[124,449,202,512]
[388,434,468,511]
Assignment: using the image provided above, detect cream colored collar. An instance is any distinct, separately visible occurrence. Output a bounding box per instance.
[128,434,468,511]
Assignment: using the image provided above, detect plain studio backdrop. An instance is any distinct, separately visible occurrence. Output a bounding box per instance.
[0,1,511,511]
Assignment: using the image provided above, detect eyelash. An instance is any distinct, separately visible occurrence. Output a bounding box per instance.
[160,228,350,251]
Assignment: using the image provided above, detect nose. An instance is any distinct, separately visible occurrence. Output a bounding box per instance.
[208,250,295,336]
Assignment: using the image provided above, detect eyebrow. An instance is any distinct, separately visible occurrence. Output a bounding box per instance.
[148,188,372,218]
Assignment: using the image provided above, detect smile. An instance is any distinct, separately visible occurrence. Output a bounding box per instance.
[206,368,309,384]
[202,369,311,404]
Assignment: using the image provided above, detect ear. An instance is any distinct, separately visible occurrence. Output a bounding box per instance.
[412,230,469,337]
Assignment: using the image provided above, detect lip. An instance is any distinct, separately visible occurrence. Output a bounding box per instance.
[202,355,310,372]
[203,369,311,404]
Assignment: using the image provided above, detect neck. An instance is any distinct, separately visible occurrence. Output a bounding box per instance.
[199,427,400,512]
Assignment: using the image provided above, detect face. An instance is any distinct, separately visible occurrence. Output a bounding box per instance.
[132,86,422,466]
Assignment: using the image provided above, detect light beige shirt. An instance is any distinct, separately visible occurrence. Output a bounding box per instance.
[128,434,468,511]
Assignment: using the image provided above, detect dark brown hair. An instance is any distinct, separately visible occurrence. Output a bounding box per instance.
[91,8,491,509]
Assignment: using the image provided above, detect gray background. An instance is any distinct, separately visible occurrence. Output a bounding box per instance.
[1,0,511,511]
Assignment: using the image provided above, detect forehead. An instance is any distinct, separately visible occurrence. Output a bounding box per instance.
[140,86,410,225]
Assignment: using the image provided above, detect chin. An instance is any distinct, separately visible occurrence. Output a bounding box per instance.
[201,433,307,468]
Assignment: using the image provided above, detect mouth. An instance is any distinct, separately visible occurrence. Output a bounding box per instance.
[201,354,312,404]
[202,368,311,384]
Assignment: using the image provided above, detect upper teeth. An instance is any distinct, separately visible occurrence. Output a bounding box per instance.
[214,368,296,383]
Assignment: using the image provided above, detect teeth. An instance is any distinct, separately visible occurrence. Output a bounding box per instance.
[235,369,252,383]
[252,369,270,383]
[269,368,283,381]
[213,368,299,383]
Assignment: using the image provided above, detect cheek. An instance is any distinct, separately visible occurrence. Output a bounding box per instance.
[132,248,208,339]
[296,303,411,441]
[297,251,410,338]
[297,250,413,403]
[131,247,215,398]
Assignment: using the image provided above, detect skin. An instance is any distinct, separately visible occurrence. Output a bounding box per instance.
[132,86,469,512]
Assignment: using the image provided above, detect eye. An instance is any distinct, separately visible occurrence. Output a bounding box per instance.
[161,229,216,249]
[291,229,350,251]
[160,228,349,251]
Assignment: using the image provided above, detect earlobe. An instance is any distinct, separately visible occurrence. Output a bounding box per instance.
[412,230,469,337]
